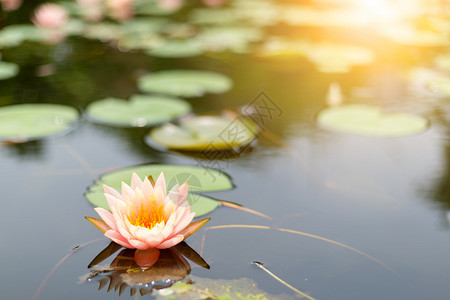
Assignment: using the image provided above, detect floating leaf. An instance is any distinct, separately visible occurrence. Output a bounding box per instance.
[0,61,19,80]
[302,42,375,73]
[83,22,122,41]
[85,164,234,217]
[155,275,295,300]
[0,104,79,142]
[197,26,263,53]
[122,18,170,35]
[134,0,180,15]
[0,25,45,48]
[86,95,191,127]
[189,8,239,25]
[146,39,204,58]
[317,104,428,137]
[148,115,258,151]
[408,67,450,97]
[138,70,233,98]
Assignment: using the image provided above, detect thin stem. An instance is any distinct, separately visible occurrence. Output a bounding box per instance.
[252,261,316,300]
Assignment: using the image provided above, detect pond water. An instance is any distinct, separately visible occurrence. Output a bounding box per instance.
[1,1,450,300]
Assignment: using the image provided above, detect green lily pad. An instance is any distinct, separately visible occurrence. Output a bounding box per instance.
[197,27,263,53]
[146,39,204,58]
[83,22,123,41]
[317,104,428,137]
[86,95,191,127]
[302,42,375,73]
[189,8,240,25]
[134,0,180,15]
[122,18,170,35]
[0,104,79,141]
[148,115,258,151]
[85,164,234,217]
[0,61,19,80]
[138,70,233,97]
[0,25,45,48]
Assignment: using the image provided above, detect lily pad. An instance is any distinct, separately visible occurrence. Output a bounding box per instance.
[138,70,233,97]
[146,39,204,58]
[0,61,19,80]
[302,42,375,73]
[197,27,263,53]
[317,104,428,137]
[85,164,234,217]
[0,104,79,141]
[134,0,181,15]
[86,95,191,127]
[156,275,295,300]
[189,8,240,25]
[0,25,45,48]
[148,115,258,151]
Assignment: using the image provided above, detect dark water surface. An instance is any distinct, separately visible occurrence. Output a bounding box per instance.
[1,24,450,300]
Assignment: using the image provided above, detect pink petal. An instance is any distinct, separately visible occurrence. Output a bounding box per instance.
[94,207,118,231]
[141,176,154,198]
[178,217,210,239]
[131,172,143,190]
[160,213,176,240]
[157,234,184,249]
[102,184,122,200]
[176,183,188,208]
[121,182,135,201]
[128,239,150,250]
[105,229,133,248]
[154,172,166,198]
[173,211,195,235]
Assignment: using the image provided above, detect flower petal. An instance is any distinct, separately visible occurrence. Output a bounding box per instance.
[178,218,210,239]
[141,176,154,198]
[121,182,135,202]
[173,211,195,235]
[103,184,122,200]
[105,229,133,248]
[130,172,143,190]
[157,234,184,249]
[128,239,150,250]
[94,207,118,232]
[154,172,166,198]
[85,216,111,233]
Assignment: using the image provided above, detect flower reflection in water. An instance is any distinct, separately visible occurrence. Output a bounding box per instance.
[82,241,209,296]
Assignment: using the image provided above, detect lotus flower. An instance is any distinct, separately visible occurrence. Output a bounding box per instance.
[86,172,210,251]
[1,0,22,11]
[32,3,68,28]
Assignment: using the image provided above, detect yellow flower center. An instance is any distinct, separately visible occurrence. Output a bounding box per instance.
[128,202,165,229]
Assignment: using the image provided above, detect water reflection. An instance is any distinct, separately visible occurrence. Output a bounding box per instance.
[1,139,46,159]
[83,241,209,297]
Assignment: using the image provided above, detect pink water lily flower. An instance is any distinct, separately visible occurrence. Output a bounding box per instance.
[87,172,210,250]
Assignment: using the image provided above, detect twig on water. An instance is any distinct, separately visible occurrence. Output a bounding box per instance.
[252,261,316,300]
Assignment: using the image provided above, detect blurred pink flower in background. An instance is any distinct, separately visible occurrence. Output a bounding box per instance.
[76,0,104,21]
[158,0,184,10]
[1,0,22,11]
[106,0,134,21]
[32,3,68,28]
[32,3,69,44]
